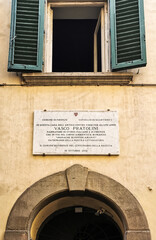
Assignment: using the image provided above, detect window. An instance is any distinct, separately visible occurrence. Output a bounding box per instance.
[8,0,147,73]
[52,7,103,72]
[49,5,109,73]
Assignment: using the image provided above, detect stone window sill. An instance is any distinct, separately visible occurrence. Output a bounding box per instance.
[22,72,133,86]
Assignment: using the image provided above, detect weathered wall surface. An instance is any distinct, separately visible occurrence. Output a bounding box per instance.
[0,0,156,240]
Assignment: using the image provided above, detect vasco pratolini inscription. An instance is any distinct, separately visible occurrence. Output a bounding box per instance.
[33,111,119,155]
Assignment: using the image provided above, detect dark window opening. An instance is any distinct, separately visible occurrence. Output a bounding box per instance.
[37,207,123,240]
[52,7,101,72]
[53,19,97,72]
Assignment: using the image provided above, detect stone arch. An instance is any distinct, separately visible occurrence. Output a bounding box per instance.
[4,165,151,240]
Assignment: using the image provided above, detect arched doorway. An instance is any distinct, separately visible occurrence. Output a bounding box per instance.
[4,165,151,240]
[37,206,123,240]
[31,194,125,240]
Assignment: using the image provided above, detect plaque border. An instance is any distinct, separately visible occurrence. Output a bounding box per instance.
[33,110,120,156]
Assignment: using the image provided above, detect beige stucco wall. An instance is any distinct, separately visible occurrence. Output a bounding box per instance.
[0,0,156,240]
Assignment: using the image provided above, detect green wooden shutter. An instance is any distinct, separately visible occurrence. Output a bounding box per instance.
[110,0,147,71]
[8,0,44,72]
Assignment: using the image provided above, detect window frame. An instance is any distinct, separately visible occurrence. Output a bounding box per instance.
[44,1,110,73]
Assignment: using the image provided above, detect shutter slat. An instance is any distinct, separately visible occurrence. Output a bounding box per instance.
[117,22,139,31]
[110,0,147,71]
[15,54,37,60]
[116,5,138,14]
[15,50,37,55]
[16,22,38,27]
[16,34,38,39]
[16,18,38,23]
[116,1,138,8]
[118,52,141,58]
[18,3,39,6]
[17,14,38,19]
[15,46,37,51]
[15,42,37,48]
[16,38,38,43]
[116,0,138,5]
[117,40,141,48]
[117,17,139,25]
[117,45,141,54]
[16,30,38,36]
[117,29,140,37]
[14,59,37,64]
[17,10,39,15]
[118,54,141,62]
[16,26,38,31]
[17,7,39,11]
[117,13,139,21]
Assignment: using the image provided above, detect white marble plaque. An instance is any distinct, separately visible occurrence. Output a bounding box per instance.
[33,111,119,155]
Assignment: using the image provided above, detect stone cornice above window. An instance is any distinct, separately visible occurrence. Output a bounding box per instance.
[22,72,133,86]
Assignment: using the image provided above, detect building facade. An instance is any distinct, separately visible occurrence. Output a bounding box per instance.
[0,0,156,240]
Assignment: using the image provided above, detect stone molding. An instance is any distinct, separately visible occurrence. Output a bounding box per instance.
[126,231,151,240]
[22,72,133,86]
[66,164,88,191]
[5,231,28,240]
[4,164,151,240]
